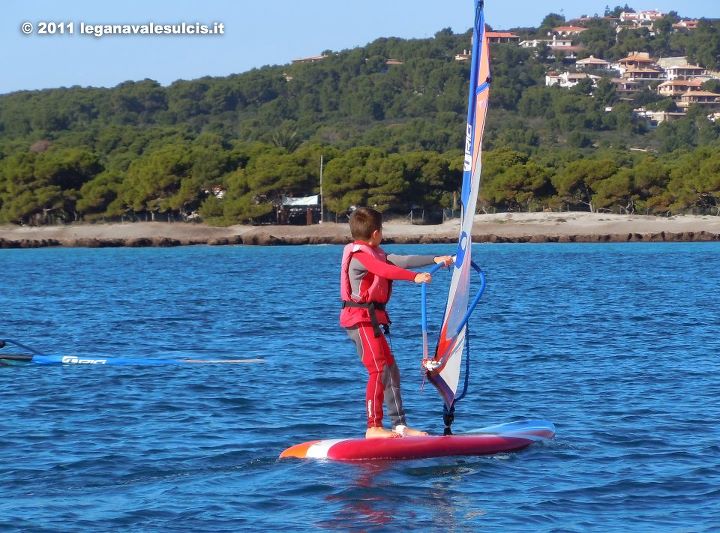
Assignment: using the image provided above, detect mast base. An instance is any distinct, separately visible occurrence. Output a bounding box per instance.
[443,405,455,436]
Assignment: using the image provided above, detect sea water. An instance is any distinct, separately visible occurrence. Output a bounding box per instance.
[1,243,719,531]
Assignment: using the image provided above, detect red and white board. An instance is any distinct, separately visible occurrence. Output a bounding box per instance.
[279,420,555,461]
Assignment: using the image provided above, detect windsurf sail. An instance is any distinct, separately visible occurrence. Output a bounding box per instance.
[422,0,490,434]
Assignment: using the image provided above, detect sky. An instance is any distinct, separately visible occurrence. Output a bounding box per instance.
[2,0,720,95]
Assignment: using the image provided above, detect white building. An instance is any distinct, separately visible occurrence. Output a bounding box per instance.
[520,37,573,49]
[619,10,665,24]
[546,71,600,89]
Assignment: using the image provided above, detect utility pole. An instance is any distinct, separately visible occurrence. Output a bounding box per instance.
[319,154,324,223]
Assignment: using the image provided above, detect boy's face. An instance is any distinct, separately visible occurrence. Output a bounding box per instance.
[369,227,382,247]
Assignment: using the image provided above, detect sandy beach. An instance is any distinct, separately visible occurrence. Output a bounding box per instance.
[1,212,720,248]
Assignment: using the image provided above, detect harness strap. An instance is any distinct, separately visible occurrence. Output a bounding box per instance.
[342,301,389,337]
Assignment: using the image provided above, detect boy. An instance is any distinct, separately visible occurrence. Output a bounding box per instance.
[340,207,452,438]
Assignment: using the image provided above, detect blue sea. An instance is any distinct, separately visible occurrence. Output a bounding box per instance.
[1,242,719,531]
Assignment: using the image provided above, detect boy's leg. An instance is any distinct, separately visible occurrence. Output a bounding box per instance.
[382,360,406,428]
[382,355,427,436]
[347,325,426,437]
[347,324,393,431]
[380,339,428,436]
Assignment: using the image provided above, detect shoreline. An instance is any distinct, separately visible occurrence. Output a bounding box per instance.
[1,212,720,248]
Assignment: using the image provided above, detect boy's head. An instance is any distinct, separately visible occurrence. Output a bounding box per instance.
[349,207,383,242]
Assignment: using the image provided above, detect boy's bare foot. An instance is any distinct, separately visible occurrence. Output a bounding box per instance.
[394,425,429,437]
[365,426,400,439]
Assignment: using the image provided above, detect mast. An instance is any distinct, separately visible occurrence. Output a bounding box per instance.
[424,0,491,435]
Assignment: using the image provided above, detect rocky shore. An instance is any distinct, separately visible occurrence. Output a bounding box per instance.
[1,212,720,248]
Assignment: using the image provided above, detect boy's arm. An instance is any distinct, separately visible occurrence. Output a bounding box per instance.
[387,254,453,269]
[386,254,436,269]
[353,252,417,281]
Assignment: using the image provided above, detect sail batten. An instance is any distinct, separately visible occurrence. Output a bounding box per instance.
[426,0,490,411]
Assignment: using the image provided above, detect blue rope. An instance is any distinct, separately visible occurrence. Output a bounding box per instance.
[454,263,484,403]
[420,261,446,360]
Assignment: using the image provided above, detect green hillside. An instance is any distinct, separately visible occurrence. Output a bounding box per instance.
[1,7,720,225]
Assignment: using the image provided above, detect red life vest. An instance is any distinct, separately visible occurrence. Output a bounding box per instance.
[340,242,392,331]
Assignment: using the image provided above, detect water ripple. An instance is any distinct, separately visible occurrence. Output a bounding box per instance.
[1,243,719,531]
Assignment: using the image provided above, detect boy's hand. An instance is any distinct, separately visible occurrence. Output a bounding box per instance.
[434,255,454,268]
[414,272,431,284]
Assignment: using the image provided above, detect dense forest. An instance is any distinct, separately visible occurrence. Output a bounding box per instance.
[1,6,720,225]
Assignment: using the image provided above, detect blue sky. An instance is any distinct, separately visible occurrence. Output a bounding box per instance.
[3,0,719,94]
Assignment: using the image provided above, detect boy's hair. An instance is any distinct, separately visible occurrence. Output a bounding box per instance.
[349,207,383,240]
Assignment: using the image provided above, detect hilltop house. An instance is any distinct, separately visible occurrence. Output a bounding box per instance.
[486,31,520,44]
[611,77,643,99]
[619,10,665,23]
[634,108,686,125]
[678,90,720,111]
[292,54,328,64]
[664,63,707,80]
[551,25,587,37]
[612,52,665,89]
[673,20,700,31]
[520,36,584,60]
[455,31,520,61]
[622,65,665,83]
[617,52,656,71]
[521,36,572,48]
[455,49,471,61]
[657,79,704,98]
[576,55,612,71]
[618,10,665,31]
[546,71,600,88]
